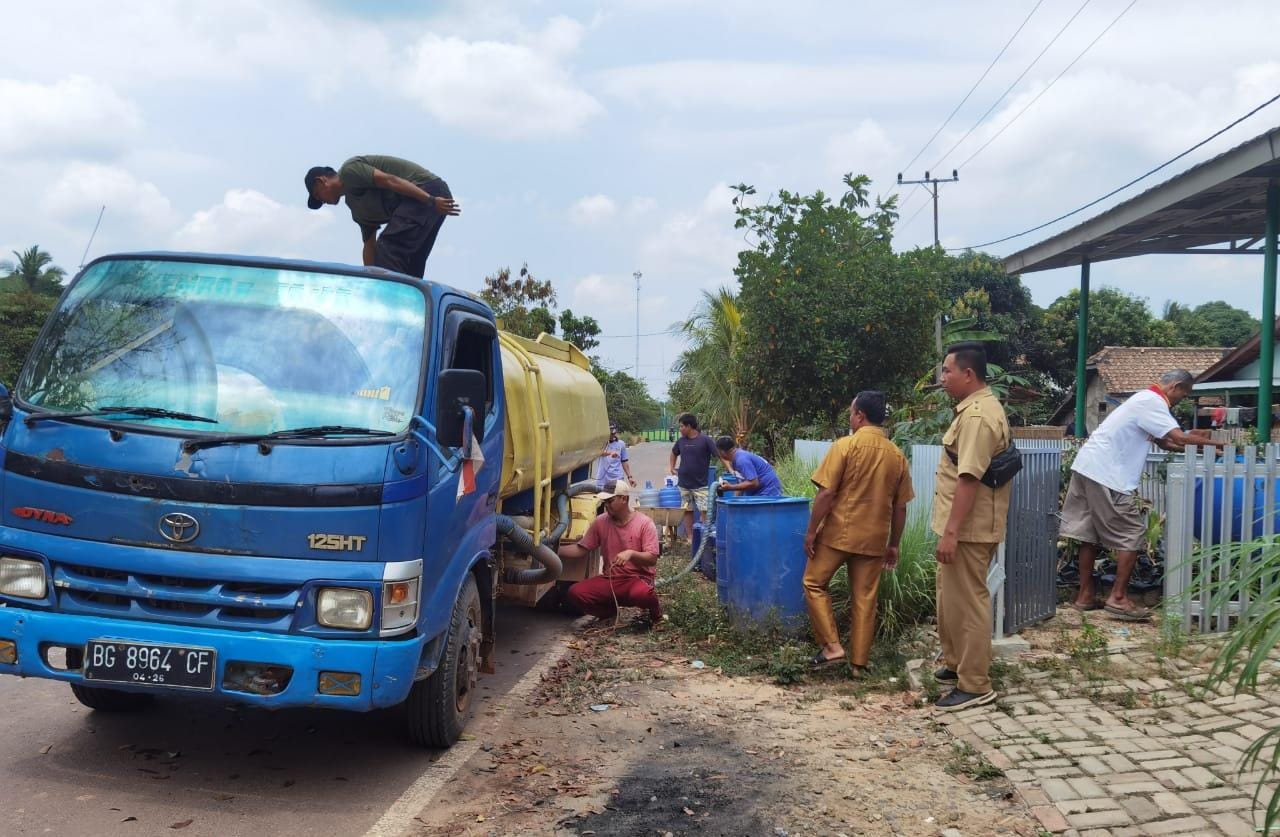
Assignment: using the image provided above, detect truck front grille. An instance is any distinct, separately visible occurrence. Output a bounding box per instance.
[52,563,298,631]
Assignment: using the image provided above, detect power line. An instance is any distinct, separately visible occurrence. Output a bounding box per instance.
[894,0,1046,183]
[929,0,1093,173]
[901,194,933,229]
[955,0,1139,171]
[950,91,1280,252]
[599,330,670,339]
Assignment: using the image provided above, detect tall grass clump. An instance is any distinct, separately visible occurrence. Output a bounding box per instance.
[1186,534,1280,833]
[827,518,936,640]
[775,453,819,499]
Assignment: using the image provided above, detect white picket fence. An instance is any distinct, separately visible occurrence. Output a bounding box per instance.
[1164,445,1280,633]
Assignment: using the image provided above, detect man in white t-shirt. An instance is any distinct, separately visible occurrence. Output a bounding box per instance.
[1062,369,1225,620]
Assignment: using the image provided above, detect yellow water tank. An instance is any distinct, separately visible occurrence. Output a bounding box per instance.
[498,332,608,500]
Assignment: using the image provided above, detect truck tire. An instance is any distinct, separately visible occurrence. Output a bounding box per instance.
[407,573,482,748]
[69,683,154,712]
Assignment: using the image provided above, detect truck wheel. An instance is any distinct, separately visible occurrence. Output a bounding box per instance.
[69,683,154,712]
[407,573,482,747]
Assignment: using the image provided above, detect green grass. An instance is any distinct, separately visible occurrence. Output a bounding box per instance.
[946,741,1004,780]
[776,453,938,642]
[652,456,940,688]
[775,453,819,499]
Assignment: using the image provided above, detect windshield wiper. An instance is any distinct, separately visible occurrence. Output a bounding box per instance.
[182,425,396,453]
[25,406,218,427]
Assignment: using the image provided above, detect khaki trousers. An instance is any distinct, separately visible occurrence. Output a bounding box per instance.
[936,540,998,694]
[803,543,883,667]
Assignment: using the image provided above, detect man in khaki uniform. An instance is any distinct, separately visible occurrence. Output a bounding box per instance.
[804,391,914,676]
[931,342,1011,711]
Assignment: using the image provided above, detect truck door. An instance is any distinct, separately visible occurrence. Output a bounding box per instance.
[423,306,501,604]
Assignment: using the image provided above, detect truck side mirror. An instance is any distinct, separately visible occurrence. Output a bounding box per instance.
[0,383,11,429]
[436,369,486,448]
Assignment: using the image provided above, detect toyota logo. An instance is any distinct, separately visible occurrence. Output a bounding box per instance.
[158,512,200,543]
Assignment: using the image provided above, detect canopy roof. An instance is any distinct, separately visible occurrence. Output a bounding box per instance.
[1004,127,1280,275]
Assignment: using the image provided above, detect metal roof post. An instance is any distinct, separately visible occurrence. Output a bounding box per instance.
[1075,257,1091,437]
[1260,180,1279,441]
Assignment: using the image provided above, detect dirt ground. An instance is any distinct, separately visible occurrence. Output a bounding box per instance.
[411,620,1043,837]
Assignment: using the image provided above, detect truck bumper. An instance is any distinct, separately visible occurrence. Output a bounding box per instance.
[0,608,423,711]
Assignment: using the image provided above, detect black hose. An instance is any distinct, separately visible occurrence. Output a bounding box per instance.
[542,481,600,547]
[497,514,563,585]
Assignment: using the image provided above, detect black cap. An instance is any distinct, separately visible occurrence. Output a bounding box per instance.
[304,165,336,210]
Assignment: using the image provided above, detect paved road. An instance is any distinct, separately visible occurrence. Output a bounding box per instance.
[0,603,574,837]
[626,436,676,488]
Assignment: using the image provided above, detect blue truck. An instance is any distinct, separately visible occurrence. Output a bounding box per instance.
[0,252,608,746]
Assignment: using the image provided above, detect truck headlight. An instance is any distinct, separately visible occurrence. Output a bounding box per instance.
[381,578,420,636]
[0,557,46,599]
[317,588,373,630]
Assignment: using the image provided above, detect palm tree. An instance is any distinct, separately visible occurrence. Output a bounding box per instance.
[1,246,66,296]
[671,287,754,442]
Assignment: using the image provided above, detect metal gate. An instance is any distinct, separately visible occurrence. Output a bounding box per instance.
[1002,449,1061,634]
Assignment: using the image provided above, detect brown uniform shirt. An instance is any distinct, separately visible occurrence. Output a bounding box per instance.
[810,426,914,555]
[931,386,1012,544]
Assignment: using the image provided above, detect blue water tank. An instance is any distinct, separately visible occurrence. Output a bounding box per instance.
[693,522,717,581]
[1193,475,1280,543]
[658,485,683,508]
[715,496,810,631]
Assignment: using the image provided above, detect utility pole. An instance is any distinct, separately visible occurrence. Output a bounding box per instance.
[897,170,959,248]
[633,270,642,377]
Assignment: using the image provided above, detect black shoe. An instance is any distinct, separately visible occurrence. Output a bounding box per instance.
[935,688,997,712]
[933,667,958,683]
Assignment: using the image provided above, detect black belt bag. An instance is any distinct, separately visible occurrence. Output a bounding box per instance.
[946,443,1022,489]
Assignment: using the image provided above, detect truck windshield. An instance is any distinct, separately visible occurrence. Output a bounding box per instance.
[17,258,427,437]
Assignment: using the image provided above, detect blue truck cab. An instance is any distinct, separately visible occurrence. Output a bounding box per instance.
[0,252,512,746]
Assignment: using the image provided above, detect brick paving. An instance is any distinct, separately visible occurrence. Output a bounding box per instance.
[938,645,1280,836]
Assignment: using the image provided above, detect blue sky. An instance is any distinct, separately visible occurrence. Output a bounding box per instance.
[3,1,1279,398]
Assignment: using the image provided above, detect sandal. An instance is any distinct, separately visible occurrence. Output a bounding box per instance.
[1103,603,1151,622]
[810,652,844,669]
[1068,601,1103,612]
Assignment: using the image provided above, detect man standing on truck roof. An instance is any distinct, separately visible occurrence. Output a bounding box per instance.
[669,413,719,546]
[304,154,460,278]
[596,422,637,488]
[558,481,662,629]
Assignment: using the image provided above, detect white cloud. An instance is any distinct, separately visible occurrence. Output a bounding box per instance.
[572,273,618,309]
[570,194,618,225]
[825,119,897,179]
[397,21,603,139]
[172,189,333,257]
[0,2,390,91]
[41,163,175,232]
[640,183,741,278]
[627,196,658,216]
[598,61,950,114]
[0,76,142,157]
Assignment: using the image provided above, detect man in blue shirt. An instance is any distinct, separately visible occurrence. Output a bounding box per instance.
[715,436,783,497]
[595,422,636,488]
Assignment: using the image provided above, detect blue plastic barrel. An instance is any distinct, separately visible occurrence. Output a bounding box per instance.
[693,523,717,581]
[1193,475,1280,543]
[715,496,811,631]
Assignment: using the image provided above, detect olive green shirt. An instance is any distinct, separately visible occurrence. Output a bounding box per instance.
[339,155,439,241]
[931,386,1012,544]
